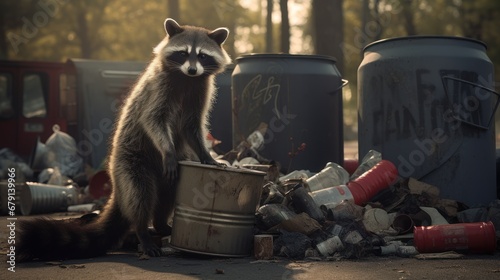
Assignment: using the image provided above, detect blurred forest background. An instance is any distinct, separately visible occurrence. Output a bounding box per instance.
[1,0,499,139]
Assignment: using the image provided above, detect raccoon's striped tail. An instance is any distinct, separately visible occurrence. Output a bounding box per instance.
[17,202,130,262]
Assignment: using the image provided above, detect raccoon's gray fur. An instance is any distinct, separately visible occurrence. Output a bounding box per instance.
[17,18,231,261]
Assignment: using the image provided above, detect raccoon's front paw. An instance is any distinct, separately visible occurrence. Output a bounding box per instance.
[141,242,163,258]
[163,156,178,183]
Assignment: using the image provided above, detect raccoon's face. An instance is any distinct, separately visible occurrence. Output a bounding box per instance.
[167,45,222,77]
[155,18,231,77]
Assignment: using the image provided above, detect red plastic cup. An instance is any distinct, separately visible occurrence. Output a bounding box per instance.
[347,160,398,205]
[414,221,497,254]
[342,158,359,175]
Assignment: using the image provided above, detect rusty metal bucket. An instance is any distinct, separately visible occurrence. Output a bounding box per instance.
[170,161,266,257]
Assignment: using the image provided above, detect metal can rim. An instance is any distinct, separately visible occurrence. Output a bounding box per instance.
[235,53,337,63]
[178,160,267,176]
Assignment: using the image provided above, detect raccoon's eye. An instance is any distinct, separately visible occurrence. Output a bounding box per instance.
[179,51,188,57]
[198,53,207,60]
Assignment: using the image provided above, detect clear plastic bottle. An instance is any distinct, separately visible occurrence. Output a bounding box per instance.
[310,160,398,210]
[279,170,312,182]
[350,150,381,180]
[311,185,355,209]
[306,162,350,192]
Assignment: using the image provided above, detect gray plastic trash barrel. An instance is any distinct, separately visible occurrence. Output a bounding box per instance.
[232,54,346,172]
[358,36,499,207]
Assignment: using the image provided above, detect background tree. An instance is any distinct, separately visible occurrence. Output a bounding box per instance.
[312,0,344,73]
[362,0,383,43]
[266,0,274,52]
[0,1,37,59]
[280,0,290,53]
[401,0,417,35]
[72,1,110,58]
[168,0,181,22]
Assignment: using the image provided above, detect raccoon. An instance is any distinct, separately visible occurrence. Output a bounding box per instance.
[17,18,231,261]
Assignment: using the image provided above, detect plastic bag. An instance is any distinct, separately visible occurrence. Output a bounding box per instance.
[46,166,72,186]
[45,124,83,178]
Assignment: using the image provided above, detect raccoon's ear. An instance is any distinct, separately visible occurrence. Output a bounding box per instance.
[164,18,183,37]
[208,28,229,45]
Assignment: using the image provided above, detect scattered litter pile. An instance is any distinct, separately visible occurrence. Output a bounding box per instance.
[0,125,107,216]
[246,149,500,260]
[0,126,499,261]
[207,132,499,260]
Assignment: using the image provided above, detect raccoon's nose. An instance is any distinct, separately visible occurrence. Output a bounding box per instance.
[187,66,197,75]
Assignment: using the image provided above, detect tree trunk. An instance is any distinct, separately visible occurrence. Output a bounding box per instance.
[360,0,369,58]
[76,9,92,58]
[168,0,181,22]
[312,0,344,73]
[372,0,382,40]
[280,0,290,53]
[401,0,417,35]
[0,2,37,59]
[361,0,369,35]
[0,11,7,59]
[266,0,273,52]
